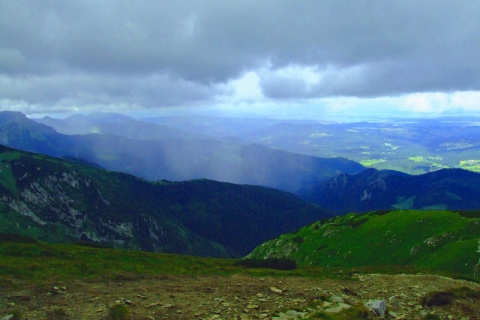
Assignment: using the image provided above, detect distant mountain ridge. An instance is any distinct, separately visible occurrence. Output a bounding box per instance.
[36,112,204,140]
[1,111,365,192]
[300,168,480,214]
[0,144,329,257]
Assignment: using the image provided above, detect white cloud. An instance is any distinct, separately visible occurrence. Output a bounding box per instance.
[450,92,480,111]
[224,71,263,102]
[403,93,444,113]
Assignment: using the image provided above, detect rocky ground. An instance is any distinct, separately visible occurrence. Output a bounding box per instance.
[1,273,479,319]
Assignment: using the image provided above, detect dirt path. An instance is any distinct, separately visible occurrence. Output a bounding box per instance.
[1,273,479,319]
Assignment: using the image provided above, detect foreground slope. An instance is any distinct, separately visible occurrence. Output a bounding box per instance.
[247,210,480,281]
[1,236,479,319]
[0,144,328,257]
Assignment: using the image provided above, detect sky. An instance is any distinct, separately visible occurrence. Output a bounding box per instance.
[1,0,480,120]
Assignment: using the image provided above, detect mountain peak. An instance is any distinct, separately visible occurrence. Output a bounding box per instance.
[0,111,56,133]
[0,111,30,123]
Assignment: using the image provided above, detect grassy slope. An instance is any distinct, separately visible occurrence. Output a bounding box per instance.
[247,210,480,281]
[0,235,344,285]
[0,151,21,195]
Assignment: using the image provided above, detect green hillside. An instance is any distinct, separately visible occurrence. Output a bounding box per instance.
[247,210,480,281]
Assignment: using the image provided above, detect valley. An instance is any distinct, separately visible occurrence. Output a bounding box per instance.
[2,112,365,193]
[1,111,480,319]
[140,115,480,175]
[35,113,480,176]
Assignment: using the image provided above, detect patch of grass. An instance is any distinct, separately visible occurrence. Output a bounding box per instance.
[107,305,131,320]
[456,210,480,218]
[449,286,480,299]
[367,210,392,216]
[420,287,480,307]
[292,236,304,243]
[359,159,386,167]
[1,240,337,285]
[46,307,68,320]
[307,304,371,319]
[72,241,114,249]
[460,160,480,172]
[307,311,336,319]
[338,304,371,319]
[4,310,23,320]
[409,156,426,162]
[421,291,454,306]
[0,233,37,243]
[234,258,297,270]
[343,217,369,228]
[0,237,477,288]
[0,152,21,195]
[0,241,230,283]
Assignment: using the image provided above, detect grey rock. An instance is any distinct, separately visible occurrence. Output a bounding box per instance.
[270,286,283,295]
[272,309,308,319]
[330,295,344,303]
[325,302,352,313]
[365,299,387,317]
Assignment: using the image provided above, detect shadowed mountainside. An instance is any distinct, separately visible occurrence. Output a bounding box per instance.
[300,168,480,214]
[0,144,329,257]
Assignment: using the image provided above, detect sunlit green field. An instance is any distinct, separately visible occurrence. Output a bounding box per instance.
[250,119,480,175]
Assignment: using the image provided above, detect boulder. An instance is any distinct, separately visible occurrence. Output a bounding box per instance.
[365,299,387,317]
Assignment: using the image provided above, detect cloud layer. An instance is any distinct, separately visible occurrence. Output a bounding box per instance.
[1,0,479,116]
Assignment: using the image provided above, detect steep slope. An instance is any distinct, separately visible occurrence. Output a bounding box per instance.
[300,168,480,214]
[0,144,328,257]
[247,210,480,281]
[1,111,365,192]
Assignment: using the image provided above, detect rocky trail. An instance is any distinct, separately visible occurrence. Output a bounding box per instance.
[1,273,479,319]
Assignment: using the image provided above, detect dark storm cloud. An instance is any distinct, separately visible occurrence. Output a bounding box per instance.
[1,0,479,113]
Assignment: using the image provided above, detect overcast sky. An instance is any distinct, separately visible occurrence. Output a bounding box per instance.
[1,0,480,119]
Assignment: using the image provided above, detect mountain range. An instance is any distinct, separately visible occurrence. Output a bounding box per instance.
[2,111,480,217]
[300,168,480,214]
[0,144,329,257]
[1,111,365,193]
[1,109,480,282]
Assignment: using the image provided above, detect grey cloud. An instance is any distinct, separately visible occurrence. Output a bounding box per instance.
[1,0,479,112]
[0,72,217,111]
